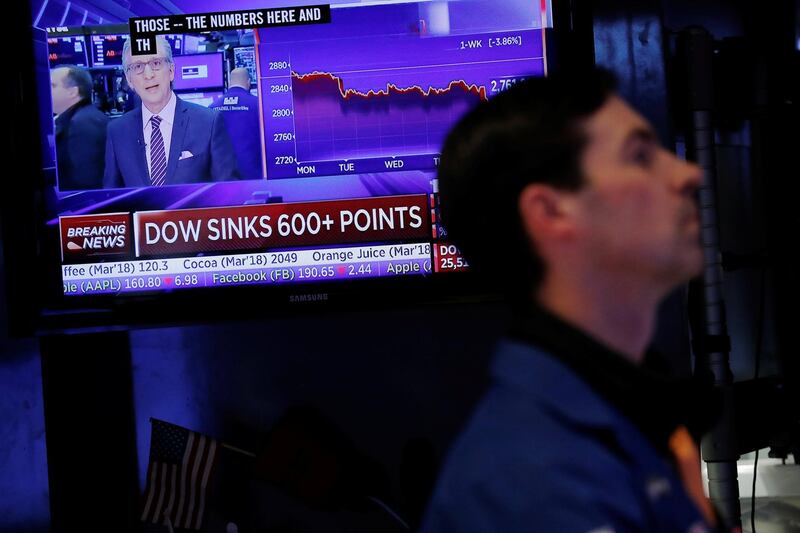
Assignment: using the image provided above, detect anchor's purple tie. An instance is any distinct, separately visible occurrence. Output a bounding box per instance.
[149,115,167,186]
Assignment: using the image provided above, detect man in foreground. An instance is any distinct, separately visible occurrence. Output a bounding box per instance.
[422,69,730,532]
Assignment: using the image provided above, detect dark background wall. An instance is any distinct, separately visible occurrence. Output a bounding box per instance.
[0,225,50,532]
[129,306,507,530]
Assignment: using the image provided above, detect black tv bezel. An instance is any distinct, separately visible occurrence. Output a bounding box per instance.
[47,33,91,68]
[3,0,594,337]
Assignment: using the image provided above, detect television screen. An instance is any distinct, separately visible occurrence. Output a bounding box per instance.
[90,34,126,67]
[233,46,257,87]
[47,36,89,67]
[172,53,225,91]
[166,35,184,56]
[20,0,552,328]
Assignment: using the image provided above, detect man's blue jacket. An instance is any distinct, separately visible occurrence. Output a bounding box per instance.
[421,340,713,533]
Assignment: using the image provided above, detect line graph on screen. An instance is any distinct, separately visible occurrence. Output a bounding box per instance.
[260,28,546,178]
[291,71,488,162]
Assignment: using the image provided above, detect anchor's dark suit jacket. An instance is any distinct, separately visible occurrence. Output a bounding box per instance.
[103,96,240,188]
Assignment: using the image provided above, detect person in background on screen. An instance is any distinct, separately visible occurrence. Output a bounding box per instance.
[103,36,240,188]
[421,68,734,532]
[210,67,263,179]
[51,65,109,190]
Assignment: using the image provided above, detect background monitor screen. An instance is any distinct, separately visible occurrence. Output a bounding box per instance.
[90,34,125,67]
[91,34,185,67]
[172,52,225,91]
[233,46,257,87]
[47,36,89,67]
[165,35,184,56]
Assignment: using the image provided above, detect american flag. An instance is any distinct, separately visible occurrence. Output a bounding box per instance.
[140,419,219,530]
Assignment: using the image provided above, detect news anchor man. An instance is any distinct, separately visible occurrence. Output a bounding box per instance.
[103,36,240,188]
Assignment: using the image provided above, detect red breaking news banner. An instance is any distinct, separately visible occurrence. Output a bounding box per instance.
[59,213,132,262]
[133,195,430,257]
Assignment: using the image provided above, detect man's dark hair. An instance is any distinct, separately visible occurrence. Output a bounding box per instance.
[438,68,617,294]
[57,65,93,100]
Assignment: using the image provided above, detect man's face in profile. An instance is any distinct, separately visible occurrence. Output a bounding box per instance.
[50,68,77,115]
[571,95,703,287]
[125,42,174,113]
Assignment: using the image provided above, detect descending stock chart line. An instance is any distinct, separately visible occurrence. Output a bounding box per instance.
[260,29,546,179]
[290,70,489,163]
[291,71,489,101]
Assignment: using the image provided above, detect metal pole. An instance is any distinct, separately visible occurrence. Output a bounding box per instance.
[680,26,742,529]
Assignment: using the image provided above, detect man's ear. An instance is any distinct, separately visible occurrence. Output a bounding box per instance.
[518,183,576,246]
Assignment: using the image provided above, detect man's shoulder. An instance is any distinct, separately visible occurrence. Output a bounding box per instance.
[176,98,222,135]
[422,418,644,532]
[490,340,604,405]
[437,340,640,481]
[177,97,216,118]
[447,366,627,470]
[107,109,140,135]
[238,91,259,104]
[73,103,108,123]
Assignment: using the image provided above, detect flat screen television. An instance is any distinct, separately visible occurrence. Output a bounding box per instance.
[47,35,89,67]
[233,46,257,87]
[90,34,127,67]
[5,0,574,334]
[89,33,184,67]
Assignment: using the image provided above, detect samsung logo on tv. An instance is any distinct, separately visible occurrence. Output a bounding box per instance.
[289,293,329,303]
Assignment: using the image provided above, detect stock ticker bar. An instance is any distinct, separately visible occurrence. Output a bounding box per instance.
[61,243,432,295]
